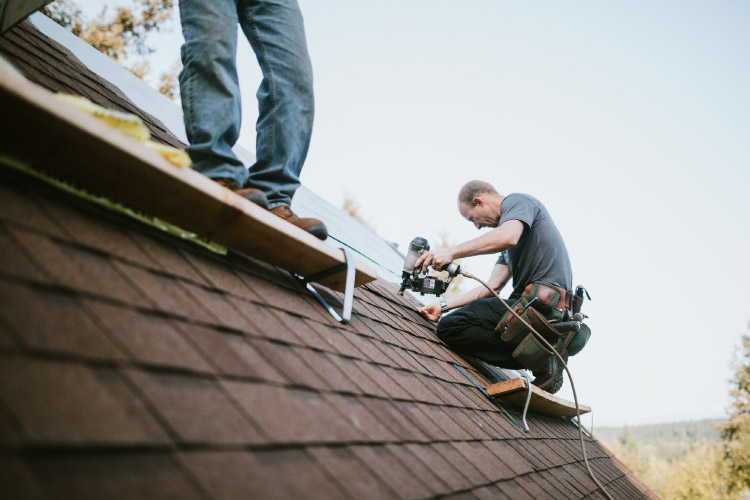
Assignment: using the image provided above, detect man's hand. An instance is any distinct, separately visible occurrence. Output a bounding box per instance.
[417,302,442,322]
[414,248,455,274]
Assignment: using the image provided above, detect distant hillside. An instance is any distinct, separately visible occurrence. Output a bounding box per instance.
[596,419,723,461]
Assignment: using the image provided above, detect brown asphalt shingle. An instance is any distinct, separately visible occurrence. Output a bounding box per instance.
[0,358,169,445]
[179,323,288,383]
[308,446,400,499]
[222,381,359,444]
[0,19,659,500]
[350,445,435,499]
[181,449,349,500]
[9,453,206,500]
[85,301,212,372]
[0,282,127,361]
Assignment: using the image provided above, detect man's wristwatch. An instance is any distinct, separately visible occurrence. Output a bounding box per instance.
[440,297,449,314]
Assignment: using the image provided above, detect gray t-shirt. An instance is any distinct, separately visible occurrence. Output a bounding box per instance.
[495,193,573,301]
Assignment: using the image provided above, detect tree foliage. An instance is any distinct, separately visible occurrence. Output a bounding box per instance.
[609,433,736,500]
[660,444,736,500]
[721,332,750,493]
[607,327,750,499]
[598,418,723,464]
[157,60,180,99]
[42,0,180,99]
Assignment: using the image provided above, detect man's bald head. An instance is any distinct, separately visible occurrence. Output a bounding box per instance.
[458,180,498,206]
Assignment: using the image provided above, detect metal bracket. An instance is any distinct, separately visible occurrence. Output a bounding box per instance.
[296,247,356,324]
[520,377,533,432]
[569,410,594,438]
[453,363,527,433]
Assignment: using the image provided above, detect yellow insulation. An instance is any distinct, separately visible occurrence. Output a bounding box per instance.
[55,93,191,167]
[56,94,151,143]
[144,141,192,167]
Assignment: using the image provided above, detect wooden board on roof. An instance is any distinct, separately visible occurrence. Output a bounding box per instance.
[0,63,378,291]
[486,378,591,418]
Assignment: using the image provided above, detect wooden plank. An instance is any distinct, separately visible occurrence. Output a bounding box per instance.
[486,378,591,418]
[0,63,378,291]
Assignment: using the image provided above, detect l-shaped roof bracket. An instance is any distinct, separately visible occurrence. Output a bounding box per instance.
[297,247,355,324]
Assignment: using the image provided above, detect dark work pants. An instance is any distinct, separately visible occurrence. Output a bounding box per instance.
[436,296,525,369]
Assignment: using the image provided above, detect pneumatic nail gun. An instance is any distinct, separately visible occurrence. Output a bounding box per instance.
[397,237,461,296]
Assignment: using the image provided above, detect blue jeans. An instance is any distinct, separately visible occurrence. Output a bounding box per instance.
[178,0,314,208]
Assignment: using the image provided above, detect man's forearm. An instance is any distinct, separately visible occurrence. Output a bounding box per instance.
[451,237,505,260]
[450,221,522,260]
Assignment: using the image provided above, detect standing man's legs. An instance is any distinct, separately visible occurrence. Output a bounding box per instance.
[178,0,248,187]
[179,0,326,239]
[238,0,314,209]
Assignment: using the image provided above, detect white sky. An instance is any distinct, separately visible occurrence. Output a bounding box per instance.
[88,0,750,426]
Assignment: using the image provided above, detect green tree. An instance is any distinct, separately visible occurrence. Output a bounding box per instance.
[660,443,735,500]
[42,0,180,99]
[613,427,649,479]
[602,328,750,499]
[721,331,750,496]
[608,428,735,500]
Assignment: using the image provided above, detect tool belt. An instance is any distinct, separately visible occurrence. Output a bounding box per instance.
[493,282,591,371]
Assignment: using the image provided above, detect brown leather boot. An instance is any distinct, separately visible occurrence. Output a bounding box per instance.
[270,205,328,241]
[214,178,269,209]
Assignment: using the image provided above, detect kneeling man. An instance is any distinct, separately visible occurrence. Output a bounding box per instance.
[416,180,574,393]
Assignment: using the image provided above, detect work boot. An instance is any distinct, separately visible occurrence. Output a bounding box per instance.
[531,350,568,394]
[270,205,328,241]
[214,178,269,209]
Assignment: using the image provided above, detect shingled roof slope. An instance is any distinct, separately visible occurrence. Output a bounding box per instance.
[0,16,657,500]
[0,166,656,499]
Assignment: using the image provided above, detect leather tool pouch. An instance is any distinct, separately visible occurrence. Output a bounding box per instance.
[493,282,591,370]
[497,305,531,344]
[513,333,553,371]
[495,303,562,371]
[522,282,566,321]
[512,307,562,370]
